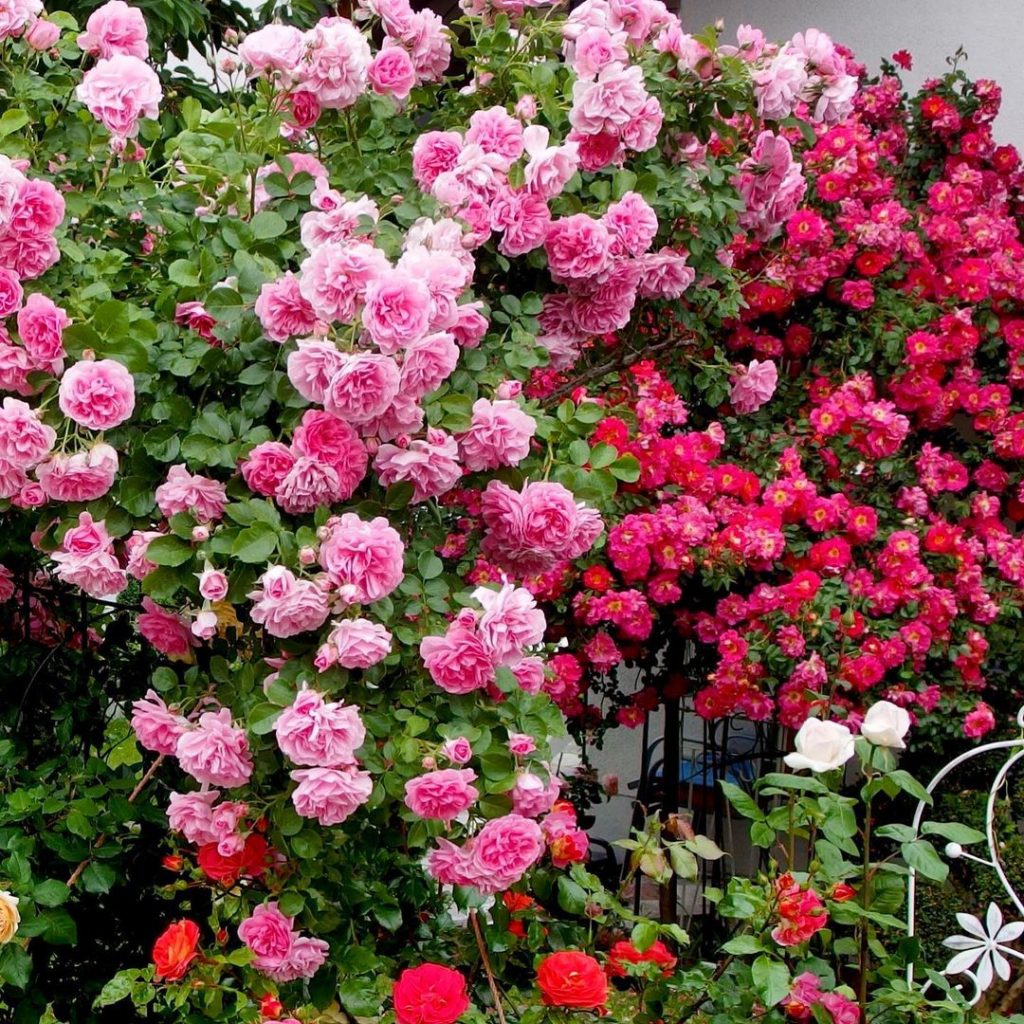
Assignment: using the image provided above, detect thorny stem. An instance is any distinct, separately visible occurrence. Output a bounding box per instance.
[858,775,875,1017]
[470,909,507,1024]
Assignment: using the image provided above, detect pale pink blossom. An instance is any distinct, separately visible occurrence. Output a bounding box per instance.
[249,566,331,638]
[290,765,373,824]
[176,708,253,788]
[404,768,478,824]
[729,359,778,415]
[275,688,366,767]
[58,358,135,430]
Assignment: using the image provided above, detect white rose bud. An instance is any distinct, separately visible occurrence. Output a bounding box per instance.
[784,718,856,773]
[860,700,911,750]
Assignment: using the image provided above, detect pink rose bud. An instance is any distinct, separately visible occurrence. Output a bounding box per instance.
[25,17,60,49]
[220,56,238,73]
[508,733,537,756]
[421,756,437,770]
[141,234,156,254]
[317,525,332,541]
[363,437,380,456]
[515,94,537,120]
[298,546,316,565]
[198,569,229,602]
[440,737,473,764]
[336,583,359,604]
[191,610,218,640]
[223,27,238,43]
[192,525,210,543]
[601,773,619,796]
[496,380,523,400]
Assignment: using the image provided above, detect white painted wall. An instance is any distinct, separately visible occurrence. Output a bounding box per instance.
[683,0,1024,147]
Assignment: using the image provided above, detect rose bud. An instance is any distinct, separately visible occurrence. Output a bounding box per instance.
[259,994,283,1019]
[830,882,857,902]
[161,855,184,872]
[191,524,210,543]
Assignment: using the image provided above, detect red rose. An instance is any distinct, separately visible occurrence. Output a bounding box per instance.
[152,919,200,982]
[197,834,270,886]
[393,964,470,1024]
[605,939,677,978]
[537,950,608,1009]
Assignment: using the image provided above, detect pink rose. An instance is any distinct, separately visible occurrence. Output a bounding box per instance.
[465,106,524,167]
[275,455,341,514]
[412,131,463,190]
[318,512,405,603]
[361,270,431,353]
[404,768,478,825]
[964,701,996,739]
[457,398,536,472]
[275,688,366,767]
[0,396,55,468]
[255,272,319,342]
[299,18,371,110]
[58,358,135,430]
[137,597,196,659]
[523,125,579,200]
[512,656,546,695]
[490,187,551,258]
[469,813,544,890]
[155,464,227,521]
[473,582,546,665]
[176,708,253,788]
[603,191,658,258]
[298,241,389,323]
[130,689,187,755]
[729,359,778,415]
[248,565,330,638]
[290,765,373,825]
[320,617,392,669]
[286,339,346,404]
[480,480,604,575]
[268,936,329,983]
[368,45,416,100]
[373,428,462,503]
[241,441,296,497]
[507,733,536,756]
[238,23,305,78]
[167,790,220,845]
[75,55,162,140]
[400,331,459,398]
[441,736,473,764]
[510,771,560,817]
[238,903,295,973]
[125,529,161,580]
[451,303,488,349]
[50,511,127,599]
[544,214,611,281]
[420,613,495,695]
[569,63,649,135]
[11,178,65,235]
[637,248,695,298]
[289,89,321,129]
[0,267,22,318]
[77,0,148,58]
[324,353,401,425]
[292,410,367,499]
[17,292,69,365]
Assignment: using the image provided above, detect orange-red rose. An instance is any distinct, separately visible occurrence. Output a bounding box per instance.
[152,919,200,982]
[393,963,470,1024]
[605,939,677,978]
[196,833,270,886]
[537,950,608,1009]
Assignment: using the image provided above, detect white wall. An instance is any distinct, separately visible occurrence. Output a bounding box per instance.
[683,0,1024,148]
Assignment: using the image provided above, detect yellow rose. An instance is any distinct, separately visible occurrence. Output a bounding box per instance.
[0,890,20,944]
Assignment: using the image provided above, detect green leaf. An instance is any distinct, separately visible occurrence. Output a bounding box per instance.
[34,879,71,907]
[720,781,762,820]
[0,944,32,988]
[758,773,828,794]
[0,109,30,139]
[93,970,133,1008]
[568,439,590,466]
[901,840,949,882]
[144,535,194,567]
[609,454,641,482]
[417,551,443,580]
[339,977,382,1017]
[630,919,659,953]
[722,935,763,955]
[81,863,116,894]
[888,770,931,804]
[669,845,698,881]
[233,524,278,563]
[251,210,288,240]
[248,703,282,735]
[556,876,587,915]
[686,835,726,860]
[920,822,986,845]
[751,956,790,1007]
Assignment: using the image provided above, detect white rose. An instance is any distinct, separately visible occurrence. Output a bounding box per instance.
[0,890,20,944]
[860,700,911,750]
[784,718,856,773]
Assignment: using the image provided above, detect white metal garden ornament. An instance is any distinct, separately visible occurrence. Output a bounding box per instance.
[906,707,1024,1004]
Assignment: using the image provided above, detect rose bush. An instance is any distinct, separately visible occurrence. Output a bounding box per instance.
[0,0,1021,1022]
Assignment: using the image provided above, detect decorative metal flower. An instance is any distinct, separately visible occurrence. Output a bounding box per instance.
[943,903,1024,996]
